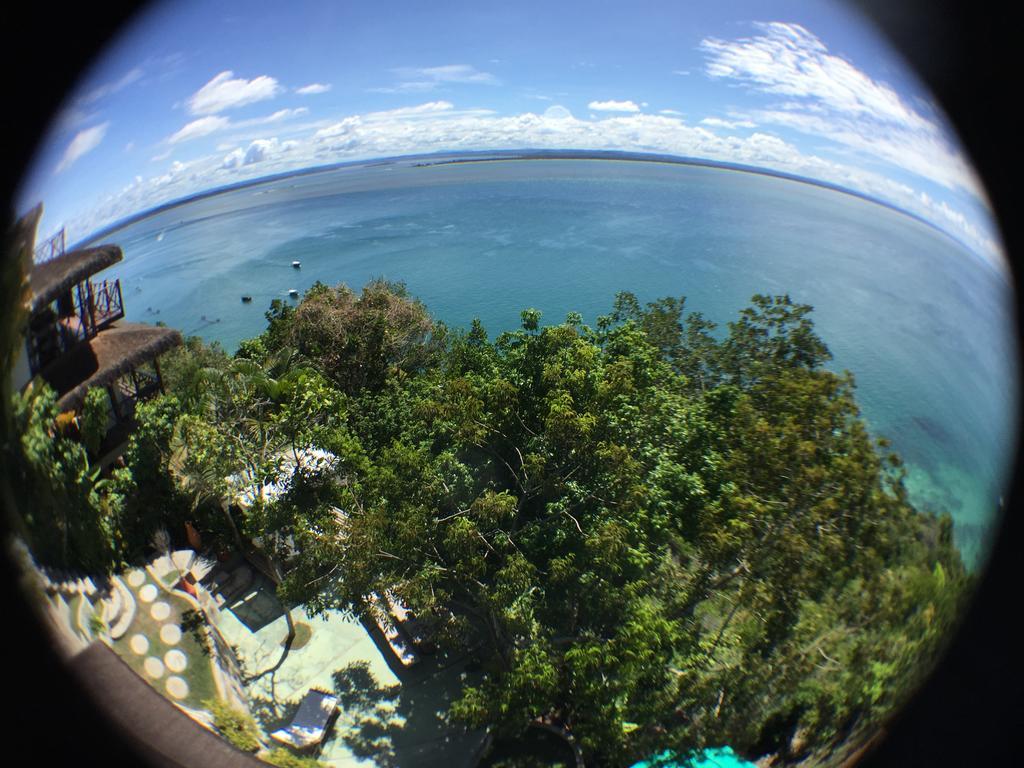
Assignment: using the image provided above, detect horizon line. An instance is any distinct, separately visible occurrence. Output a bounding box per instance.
[67,148,998,273]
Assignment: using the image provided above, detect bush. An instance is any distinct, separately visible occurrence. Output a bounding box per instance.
[263,747,327,767]
[204,698,262,752]
[79,387,111,456]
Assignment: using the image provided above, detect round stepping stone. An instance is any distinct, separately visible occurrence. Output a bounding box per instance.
[165,676,189,700]
[126,570,146,588]
[160,624,182,645]
[165,649,187,673]
[150,601,171,621]
[129,634,149,655]
[144,657,165,679]
[138,584,158,603]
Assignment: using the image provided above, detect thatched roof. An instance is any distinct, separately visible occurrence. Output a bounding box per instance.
[43,322,182,411]
[68,642,266,768]
[29,245,122,313]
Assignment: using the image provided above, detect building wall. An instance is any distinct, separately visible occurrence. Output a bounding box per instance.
[10,341,31,392]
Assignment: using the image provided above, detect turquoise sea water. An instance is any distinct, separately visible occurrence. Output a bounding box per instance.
[92,158,1018,567]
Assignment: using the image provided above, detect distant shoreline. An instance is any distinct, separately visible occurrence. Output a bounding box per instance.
[78,148,988,269]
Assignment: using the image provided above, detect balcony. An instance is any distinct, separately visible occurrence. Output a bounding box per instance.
[27,277,125,376]
[85,278,125,333]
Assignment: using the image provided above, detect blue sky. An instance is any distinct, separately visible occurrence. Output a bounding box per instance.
[15,0,1002,266]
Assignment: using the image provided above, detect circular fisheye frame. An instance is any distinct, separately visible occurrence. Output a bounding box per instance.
[2,2,1017,767]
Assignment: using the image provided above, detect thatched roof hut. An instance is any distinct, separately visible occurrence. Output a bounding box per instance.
[43,322,182,411]
[29,245,123,314]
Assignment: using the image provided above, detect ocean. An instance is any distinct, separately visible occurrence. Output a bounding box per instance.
[91,157,1019,567]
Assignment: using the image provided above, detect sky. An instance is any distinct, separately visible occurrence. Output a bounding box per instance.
[15,0,1004,267]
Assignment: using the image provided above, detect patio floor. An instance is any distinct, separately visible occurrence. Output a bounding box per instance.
[216,605,487,768]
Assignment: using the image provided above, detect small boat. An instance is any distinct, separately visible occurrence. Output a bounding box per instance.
[288,289,299,298]
[292,260,301,269]
[241,295,253,303]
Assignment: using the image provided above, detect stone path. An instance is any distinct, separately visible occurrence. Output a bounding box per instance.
[166,649,188,672]
[120,571,192,701]
[130,634,149,655]
[166,676,190,699]
[161,624,182,645]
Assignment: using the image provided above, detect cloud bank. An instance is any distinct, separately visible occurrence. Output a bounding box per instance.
[699,22,985,201]
[63,100,1000,264]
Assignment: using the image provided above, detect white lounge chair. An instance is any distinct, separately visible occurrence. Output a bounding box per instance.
[270,689,339,751]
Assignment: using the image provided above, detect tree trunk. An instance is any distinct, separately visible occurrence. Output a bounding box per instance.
[531,720,585,768]
[222,506,298,680]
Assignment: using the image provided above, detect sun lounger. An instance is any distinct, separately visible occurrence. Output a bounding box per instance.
[270,689,339,751]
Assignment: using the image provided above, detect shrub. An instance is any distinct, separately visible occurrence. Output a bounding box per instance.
[204,698,262,752]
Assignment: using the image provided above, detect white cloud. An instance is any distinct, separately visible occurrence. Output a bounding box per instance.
[672,69,691,76]
[244,138,278,165]
[588,100,641,113]
[373,64,499,92]
[55,123,109,173]
[264,107,309,122]
[166,108,309,145]
[220,147,244,169]
[80,67,144,106]
[222,137,299,170]
[397,64,498,84]
[700,117,757,130]
[659,109,684,116]
[314,116,363,141]
[543,105,573,120]
[368,81,436,94]
[169,115,231,144]
[365,101,456,120]
[54,68,145,132]
[61,100,1003,268]
[187,71,283,115]
[296,83,332,95]
[699,22,985,200]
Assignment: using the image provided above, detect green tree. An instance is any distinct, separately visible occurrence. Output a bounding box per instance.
[261,279,445,394]
[300,292,968,765]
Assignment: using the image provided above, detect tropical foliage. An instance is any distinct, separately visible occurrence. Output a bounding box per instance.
[5,276,970,765]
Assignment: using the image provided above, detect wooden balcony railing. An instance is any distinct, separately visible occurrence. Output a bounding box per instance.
[111,366,162,422]
[26,278,125,376]
[33,228,66,264]
[82,278,125,332]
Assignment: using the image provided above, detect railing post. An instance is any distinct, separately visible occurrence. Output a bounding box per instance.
[87,280,97,336]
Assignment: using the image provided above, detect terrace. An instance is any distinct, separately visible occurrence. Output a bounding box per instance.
[205,560,488,767]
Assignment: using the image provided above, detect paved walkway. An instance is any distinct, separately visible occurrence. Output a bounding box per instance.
[216,607,486,768]
[122,566,194,703]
